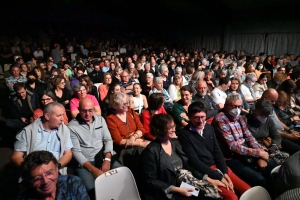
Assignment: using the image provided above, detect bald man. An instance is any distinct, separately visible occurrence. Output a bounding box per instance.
[261,89,300,154]
[68,98,120,193]
[193,81,218,123]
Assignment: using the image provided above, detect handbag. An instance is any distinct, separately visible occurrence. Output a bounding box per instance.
[176,169,222,199]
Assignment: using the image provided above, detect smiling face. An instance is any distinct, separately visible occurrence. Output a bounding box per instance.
[30,161,58,197]
[181,90,192,105]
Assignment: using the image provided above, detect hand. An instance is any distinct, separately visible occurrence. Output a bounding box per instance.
[257,159,268,168]
[207,80,213,84]
[125,136,135,148]
[286,131,300,141]
[120,87,125,93]
[180,113,189,121]
[64,100,69,104]
[91,168,103,178]
[142,140,150,147]
[177,187,194,197]
[259,150,269,161]
[206,177,224,192]
[293,116,300,121]
[21,117,28,123]
[223,174,234,191]
[101,160,111,173]
[8,83,14,87]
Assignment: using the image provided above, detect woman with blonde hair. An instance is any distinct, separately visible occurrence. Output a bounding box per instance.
[98,72,113,102]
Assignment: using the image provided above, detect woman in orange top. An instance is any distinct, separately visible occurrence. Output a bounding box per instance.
[33,90,69,124]
[106,92,149,152]
[98,72,112,102]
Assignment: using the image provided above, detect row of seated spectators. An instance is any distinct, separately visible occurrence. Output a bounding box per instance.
[4,48,300,200]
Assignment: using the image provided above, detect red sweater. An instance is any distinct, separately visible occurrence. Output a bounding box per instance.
[140,107,167,140]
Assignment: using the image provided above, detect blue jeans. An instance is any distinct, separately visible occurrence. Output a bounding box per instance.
[226,158,277,188]
[75,160,122,192]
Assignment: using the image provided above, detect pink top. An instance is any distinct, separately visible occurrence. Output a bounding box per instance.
[70,94,99,111]
[99,84,108,101]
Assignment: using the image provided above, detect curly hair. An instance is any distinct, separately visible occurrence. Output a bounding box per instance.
[21,151,58,180]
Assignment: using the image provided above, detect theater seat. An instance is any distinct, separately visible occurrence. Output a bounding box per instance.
[240,186,271,200]
[95,167,141,200]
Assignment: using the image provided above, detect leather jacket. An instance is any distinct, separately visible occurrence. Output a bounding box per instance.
[141,138,205,199]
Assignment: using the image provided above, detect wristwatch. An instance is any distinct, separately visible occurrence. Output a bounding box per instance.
[103,158,111,162]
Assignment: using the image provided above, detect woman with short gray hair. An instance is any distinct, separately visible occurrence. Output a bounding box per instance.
[106,92,149,152]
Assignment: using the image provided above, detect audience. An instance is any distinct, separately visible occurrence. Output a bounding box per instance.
[3,38,300,199]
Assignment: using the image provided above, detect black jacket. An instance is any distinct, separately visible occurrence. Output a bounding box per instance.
[9,90,37,120]
[89,70,104,84]
[141,138,204,199]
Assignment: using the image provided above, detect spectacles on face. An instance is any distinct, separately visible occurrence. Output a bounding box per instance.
[79,109,94,113]
[78,89,86,93]
[192,115,206,121]
[41,98,52,102]
[30,170,55,186]
[60,81,65,85]
[123,102,129,107]
[229,105,243,109]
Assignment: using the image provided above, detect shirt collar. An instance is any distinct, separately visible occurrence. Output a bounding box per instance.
[189,124,205,137]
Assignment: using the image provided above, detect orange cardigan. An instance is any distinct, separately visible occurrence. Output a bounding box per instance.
[106,109,145,144]
[33,108,69,125]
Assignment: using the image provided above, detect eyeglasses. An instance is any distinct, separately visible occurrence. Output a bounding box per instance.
[79,109,94,113]
[229,105,243,109]
[123,102,129,107]
[41,98,52,102]
[60,82,66,84]
[30,170,55,186]
[77,89,86,93]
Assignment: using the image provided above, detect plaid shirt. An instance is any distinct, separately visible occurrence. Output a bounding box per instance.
[213,112,260,158]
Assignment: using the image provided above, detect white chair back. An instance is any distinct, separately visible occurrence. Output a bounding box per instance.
[95,167,141,200]
[240,186,271,200]
[14,56,22,62]
[101,52,106,57]
[114,51,120,56]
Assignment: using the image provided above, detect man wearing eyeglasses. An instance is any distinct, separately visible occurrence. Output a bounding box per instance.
[213,93,276,189]
[19,151,89,200]
[68,98,120,194]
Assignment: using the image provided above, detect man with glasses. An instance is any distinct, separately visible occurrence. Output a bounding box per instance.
[213,93,277,188]
[19,151,89,199]
[179,102,250,199]
[68,98,120,195]
[11,102,73,175]
[120,71,135,94]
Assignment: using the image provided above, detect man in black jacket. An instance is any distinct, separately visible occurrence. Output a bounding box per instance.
[6,82,37,130]
[178,102,250,199]
[88,62,104,84]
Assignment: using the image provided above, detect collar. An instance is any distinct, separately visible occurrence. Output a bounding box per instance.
[75,114,95,125]
[247,114,261,128]
[188,124,205,137]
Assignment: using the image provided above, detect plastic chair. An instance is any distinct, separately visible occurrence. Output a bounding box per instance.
[107,52,113,55]
[95,167,141,200]
[114,51,120,56]
[101,52,106,57]
[14,56,22,62]
[271,165,281,179]
[240,186,271,200]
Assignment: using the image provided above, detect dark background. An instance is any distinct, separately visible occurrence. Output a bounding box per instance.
[1,0,300,41]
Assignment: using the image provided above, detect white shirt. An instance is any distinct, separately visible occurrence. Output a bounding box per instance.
[240,84,254,100]
[211,87,227,104]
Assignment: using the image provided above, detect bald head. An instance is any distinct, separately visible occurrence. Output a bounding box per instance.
[261,88,278,104]
[197,81,207,96]
[79,97,95,109]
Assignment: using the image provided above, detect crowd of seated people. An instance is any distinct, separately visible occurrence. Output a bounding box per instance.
[2,36,300,199]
